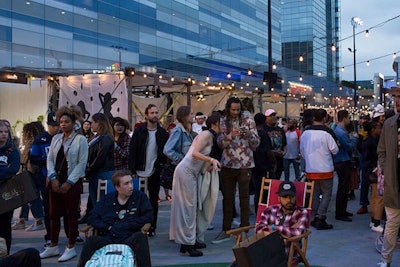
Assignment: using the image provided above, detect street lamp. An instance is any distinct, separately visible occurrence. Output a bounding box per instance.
[349,17,363,108]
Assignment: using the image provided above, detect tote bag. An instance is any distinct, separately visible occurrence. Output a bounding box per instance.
[0,171,39,214]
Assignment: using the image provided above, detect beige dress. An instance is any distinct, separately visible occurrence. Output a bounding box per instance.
[169,132,212,245]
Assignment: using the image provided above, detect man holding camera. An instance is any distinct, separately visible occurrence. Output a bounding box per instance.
[212,97,260,244]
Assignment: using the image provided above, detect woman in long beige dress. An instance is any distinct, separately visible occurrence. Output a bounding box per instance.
[170,114,221,257]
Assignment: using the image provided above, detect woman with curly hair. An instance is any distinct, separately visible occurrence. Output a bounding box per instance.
[40,106,88,262]
[12,122,45,231]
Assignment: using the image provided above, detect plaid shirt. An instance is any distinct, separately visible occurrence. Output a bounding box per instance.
[114,134,131,170]
[255,204,308,255]
[255,204,308,237]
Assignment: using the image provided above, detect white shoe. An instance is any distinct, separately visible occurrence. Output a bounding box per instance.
[58,247,77,262]
[25,222,45,231]
[377,261,390,267]
[371,225,384,233]
[40,245,60,259]
[369,222,374,228]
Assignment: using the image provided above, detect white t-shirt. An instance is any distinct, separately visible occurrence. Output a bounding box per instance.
[192,123,206,134]
[136,129,157,178]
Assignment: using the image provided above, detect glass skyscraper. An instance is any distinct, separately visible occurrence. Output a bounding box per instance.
[0,0,283,85]
[281,0,339,82]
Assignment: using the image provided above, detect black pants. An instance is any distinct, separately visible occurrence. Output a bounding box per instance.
[0,248,41,267]
[0,210,13,254]
[335,161,352,217]
[142,170,161,230]
[77,232,151,267]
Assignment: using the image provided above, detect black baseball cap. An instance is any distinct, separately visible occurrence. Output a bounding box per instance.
[277,181,296,197]
[47,112,59,126]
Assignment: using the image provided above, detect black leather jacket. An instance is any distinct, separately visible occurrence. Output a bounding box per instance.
[86,134,114,177]
[128,123,168,175]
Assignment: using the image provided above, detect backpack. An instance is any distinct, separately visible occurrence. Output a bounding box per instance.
[85,244,134,267]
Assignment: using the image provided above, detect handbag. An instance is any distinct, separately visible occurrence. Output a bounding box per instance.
[0,171,39,215]
[160,162,175,190]
[232,231,287,267]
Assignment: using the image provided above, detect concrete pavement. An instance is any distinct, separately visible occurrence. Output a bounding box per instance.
[8,175,400,267]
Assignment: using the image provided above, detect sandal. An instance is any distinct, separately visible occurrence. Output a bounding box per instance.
[166,195,172,201]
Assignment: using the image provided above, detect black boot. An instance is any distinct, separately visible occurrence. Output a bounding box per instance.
[180,245,203,257]
[194,240,206,249]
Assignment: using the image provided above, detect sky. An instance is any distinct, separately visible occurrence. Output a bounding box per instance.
[340,0,400,82]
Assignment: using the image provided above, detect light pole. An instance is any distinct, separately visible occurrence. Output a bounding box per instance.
[350,17,363,108]
[111,45,127,70]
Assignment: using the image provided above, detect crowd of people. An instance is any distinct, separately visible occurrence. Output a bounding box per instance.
[1,90,400,266]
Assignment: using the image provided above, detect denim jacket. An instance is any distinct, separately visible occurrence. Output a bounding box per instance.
[333,124,357,163]
[163,123,194,165]
[47,132,88,185]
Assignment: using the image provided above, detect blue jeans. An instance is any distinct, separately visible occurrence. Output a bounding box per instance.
[18,187,44,220]
[283,158,301,181]
[88,171,115,207]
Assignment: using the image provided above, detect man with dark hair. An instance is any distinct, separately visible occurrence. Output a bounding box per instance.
[29,112,60,245]
[128,104,169,237]
[333,110,358,222]
[264,109,286,180]
[256,181,308,255]
[300,109,338,230]
[192,112,207,134]
[212,97,260,244]
[77,170,152,267]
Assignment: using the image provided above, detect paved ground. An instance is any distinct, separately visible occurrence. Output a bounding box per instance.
[9,173,400,267]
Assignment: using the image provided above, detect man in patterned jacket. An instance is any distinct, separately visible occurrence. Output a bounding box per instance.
[212,97,260,244]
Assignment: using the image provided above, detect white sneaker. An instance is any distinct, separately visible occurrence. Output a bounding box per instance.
[377,261,390,267]
[369,222,374,228]
[371,225,384,233]
[40,245,60,259]
[58,247,77,262]
[25,222,45,231]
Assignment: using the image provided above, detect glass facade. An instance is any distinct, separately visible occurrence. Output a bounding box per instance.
[281,0,339,82]
[0,0,282,85]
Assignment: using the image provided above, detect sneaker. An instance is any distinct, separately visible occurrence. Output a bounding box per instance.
[12,221,25,230]
[75,235,84,244]
[371,225,384,233]
[58,247,77,262]
[377,261,391,267]
[43,240,51,248]
[25,222,45,231]
[370,222,374,228]
[211,231,231,244]
[357,206,368,214]
[40,245,60,259]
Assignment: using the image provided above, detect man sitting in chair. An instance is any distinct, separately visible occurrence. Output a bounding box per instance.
[255,181,309,255]
[77,169,153,267]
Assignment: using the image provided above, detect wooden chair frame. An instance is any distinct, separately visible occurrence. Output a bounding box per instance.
[227,178,314,267]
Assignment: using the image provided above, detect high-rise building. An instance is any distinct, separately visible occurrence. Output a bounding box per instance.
[281,0,340,82]
[0,0,282,85]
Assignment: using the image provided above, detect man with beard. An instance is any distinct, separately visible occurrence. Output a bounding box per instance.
[255,181,308,255]
[128,104,169,237]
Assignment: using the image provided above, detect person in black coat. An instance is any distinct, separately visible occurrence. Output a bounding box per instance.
[253,113,276,213]
[77,170,153,267]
